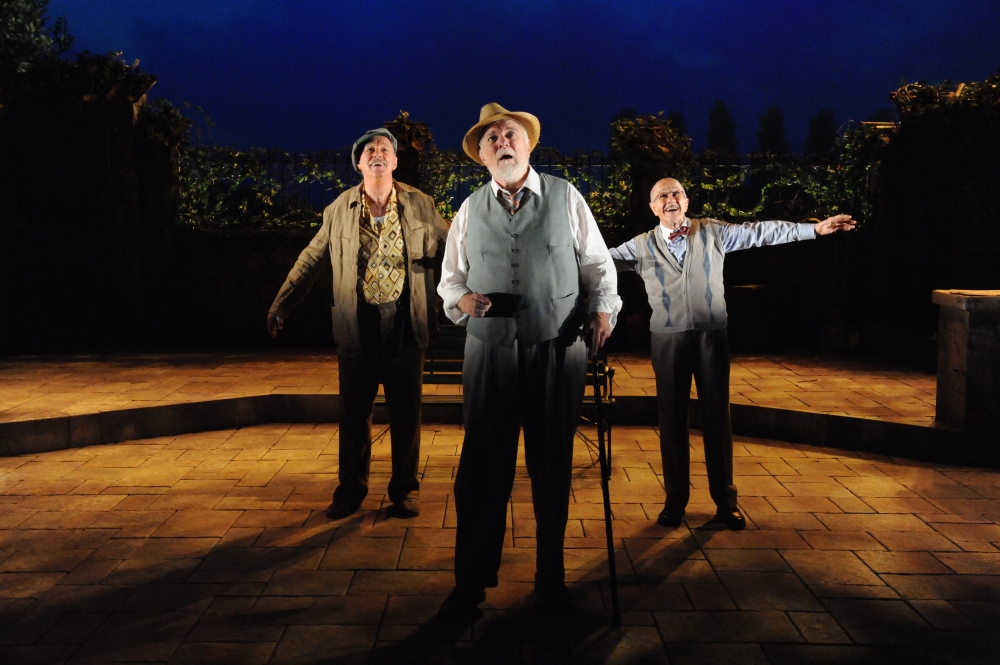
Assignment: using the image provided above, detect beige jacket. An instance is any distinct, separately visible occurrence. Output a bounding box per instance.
[269,181,450,353]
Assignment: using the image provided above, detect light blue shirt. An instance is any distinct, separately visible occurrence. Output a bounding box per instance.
[609,219,816,268]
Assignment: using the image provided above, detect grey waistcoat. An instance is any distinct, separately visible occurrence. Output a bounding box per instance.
[465,173,582,347]
[635,218,729,333]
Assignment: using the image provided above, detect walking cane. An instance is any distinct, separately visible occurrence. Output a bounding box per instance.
[592,355,622,628]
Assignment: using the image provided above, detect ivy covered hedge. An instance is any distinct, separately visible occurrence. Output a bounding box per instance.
[172,109,884,245]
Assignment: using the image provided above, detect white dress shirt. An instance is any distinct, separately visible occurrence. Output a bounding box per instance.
[610,218,817,267]
[438,167,622,327]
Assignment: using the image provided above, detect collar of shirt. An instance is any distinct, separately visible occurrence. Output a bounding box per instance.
[658,219,691,243]
[489,166,541,200]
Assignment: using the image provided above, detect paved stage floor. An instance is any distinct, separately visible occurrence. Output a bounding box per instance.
[0,351,936,427]
[2,423,999,664]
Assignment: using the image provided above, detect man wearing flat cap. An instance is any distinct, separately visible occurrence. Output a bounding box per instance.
[437,104,621,618]
[268,128,449,520]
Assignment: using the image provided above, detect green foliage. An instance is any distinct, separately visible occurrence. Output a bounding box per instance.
[0,0,72,83]
[178,147,346,230]
[138,98,193,147]
[383,111,486,221]
[610,111,693,174]
[383,110,430,146]
[890,74,1000,123]
[692,124,881,225]
[70,51,154,103]
[526,147,630,239]
[1,1,176,148]
[604,112,694,239]
[174,105,884,235]
[421,146,487,220]
[574,150,628,240]
[3,46,157,115]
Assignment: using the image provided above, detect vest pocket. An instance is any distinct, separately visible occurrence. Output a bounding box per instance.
[549,292,576,312]
[544,245,576,296]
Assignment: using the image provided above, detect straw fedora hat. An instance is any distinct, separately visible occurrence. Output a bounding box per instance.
[462,103,540,165]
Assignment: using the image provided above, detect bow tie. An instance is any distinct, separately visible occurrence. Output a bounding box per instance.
[667,226,690,242]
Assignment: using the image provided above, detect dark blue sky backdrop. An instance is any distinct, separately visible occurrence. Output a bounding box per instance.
[50,0,1000,154]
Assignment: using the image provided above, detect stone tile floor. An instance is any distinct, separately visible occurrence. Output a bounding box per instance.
[2,423,999,664]
[0,351,936,426]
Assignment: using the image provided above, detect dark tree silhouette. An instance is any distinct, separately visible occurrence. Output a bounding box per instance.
[706,100,738,153]
[804,109,837,161]
[756,105,790,154]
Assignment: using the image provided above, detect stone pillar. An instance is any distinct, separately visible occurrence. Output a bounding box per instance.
[933,290,1000,460]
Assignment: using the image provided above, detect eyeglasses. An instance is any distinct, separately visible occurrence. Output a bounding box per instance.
[651,190,686,203]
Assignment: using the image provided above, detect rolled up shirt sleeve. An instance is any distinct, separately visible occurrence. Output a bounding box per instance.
[719,220,816,253]
[567,185,621,329]
[437,199,473,325]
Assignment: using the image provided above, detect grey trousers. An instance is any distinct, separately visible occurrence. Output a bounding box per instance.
[334,331,424,507]
[453,333,588,591]
[651,329,738,513]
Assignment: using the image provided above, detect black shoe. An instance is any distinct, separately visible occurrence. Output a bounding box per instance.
[716,508,747,530]
[535,583,576,617]
[325,496,360,520]
[437,585,486,620]
[657,506,685,527]
[389,496,420,519]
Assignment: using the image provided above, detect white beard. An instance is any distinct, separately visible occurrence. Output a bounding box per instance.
[492,156,525,184]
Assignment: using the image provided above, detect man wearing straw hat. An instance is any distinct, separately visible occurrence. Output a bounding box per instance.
[437,104,621,618]
[267,128,449,521]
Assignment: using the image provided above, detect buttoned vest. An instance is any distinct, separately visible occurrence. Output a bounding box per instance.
[634,218,729,333]
[465,174,582,347]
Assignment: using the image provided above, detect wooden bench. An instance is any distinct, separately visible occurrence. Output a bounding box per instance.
[423,323,466,385]
[424,323,613,401]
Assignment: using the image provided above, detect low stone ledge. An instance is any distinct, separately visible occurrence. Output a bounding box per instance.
[0,394,965,465]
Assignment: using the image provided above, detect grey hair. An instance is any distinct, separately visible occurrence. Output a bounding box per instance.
[479,118,530,150]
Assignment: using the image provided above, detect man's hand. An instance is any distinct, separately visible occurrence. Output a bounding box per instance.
[458,293,492,318]
[814,214,856,236]
[267,311,284,339]
[587,311,612,359]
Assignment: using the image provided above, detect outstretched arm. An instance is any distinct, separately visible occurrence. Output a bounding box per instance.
[267,211,332,338]
[718,213,853,253]
[608,238,639,272]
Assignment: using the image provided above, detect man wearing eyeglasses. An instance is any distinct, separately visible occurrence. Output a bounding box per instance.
[610,178,855,531]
